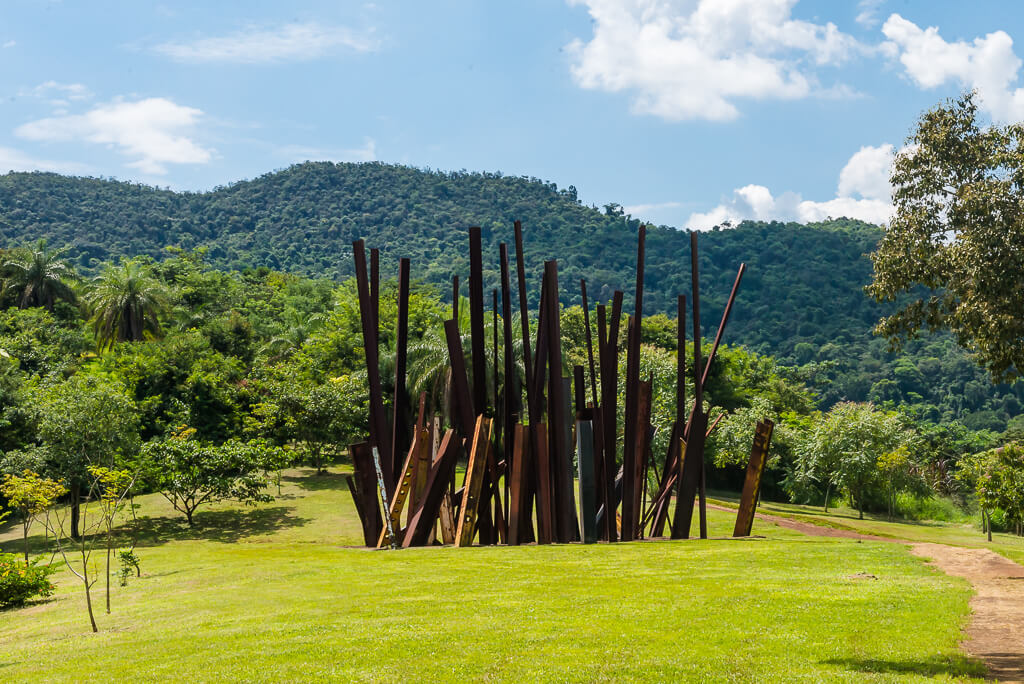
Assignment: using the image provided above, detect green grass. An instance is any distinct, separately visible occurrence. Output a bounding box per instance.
[709,492,1024,566]
[0,469,986,682]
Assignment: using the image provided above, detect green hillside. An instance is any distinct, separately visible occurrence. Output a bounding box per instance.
[0,162,1020,428]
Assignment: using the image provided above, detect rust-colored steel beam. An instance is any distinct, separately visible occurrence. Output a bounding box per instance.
[352,240,393,493]
[734,420,775,537]
[456,416,493,547]
[370,247,380,333]
[620,225,646,542]
[404,430,460,547]
[500,243,517,530]
[444,318,475,436]
[391,257,411,479]
[581,279,599,408]
[377,428,424,549]
[468,226,488,414]
[452,275,459,321]
[533,421,553,544]
[349,441,383,546]
[544,261,574,543]
[573,365,586,413]
[620,315,637,541]
[597,290,623,542]
[508,422,529,545]
[692,233,708,540]
[673,231,707,539]
[514,221,533,399]
[630,379,653,539]
[701,263,746,389]
[492,288,500,425]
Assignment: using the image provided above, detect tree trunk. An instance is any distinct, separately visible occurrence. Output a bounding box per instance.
[857,490,864,520]
[23,520,30,563]
[824,483,831,513]
[82,557,98,633]
[70,486,81,540]
[185,508,194,527]
[105,530,112,614]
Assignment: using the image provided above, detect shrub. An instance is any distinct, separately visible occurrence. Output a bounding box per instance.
[0,553,57,608]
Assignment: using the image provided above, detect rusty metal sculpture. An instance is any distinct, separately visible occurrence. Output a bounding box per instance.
[347,221,769,548]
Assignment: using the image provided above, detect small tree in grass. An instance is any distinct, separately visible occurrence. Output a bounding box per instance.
[0,469,66,562]
[88,465,135,615]
[140,428,278,526]
[43,466,132,632]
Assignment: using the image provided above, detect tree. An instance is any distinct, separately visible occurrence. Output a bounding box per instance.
[869,91,1024,383]
[85,260,169,350]
[876,446,921,522]
[0,239,77,311]
[41,465,132,632]
[251,375,365,474]
[139,429,277,526]
[958,443,1024,537]
[87,465,134,615]
[0,470,66,562]
[35,375,140,539]
[795,402,914,518]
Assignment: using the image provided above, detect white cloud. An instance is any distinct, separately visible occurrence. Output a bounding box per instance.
[565,0,866,121]
[686,143,895,229]
[154,23,378,64]
[855,0,885,29]
[279,138,377,163]
[2,40,16,49]
[21,81,93,109]
[15,97,212,175]
[882,14,1024,121]
[0,146,91,175]
[623,200,683,216]
[28,81,91,100]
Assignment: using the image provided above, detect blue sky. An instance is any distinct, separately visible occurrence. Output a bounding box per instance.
[1,0,1022,229]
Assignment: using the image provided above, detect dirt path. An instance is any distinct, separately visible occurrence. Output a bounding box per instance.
[715,504,1024,682]
[909,544,1024,683]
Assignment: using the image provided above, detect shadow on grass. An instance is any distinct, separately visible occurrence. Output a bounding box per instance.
[131,506,311,546]
[283,470,350,492]
[824,655,987,678]
[0,596,56,614]
[1,506,312,556]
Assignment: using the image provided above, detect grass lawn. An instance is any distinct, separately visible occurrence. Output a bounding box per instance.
[1,468,986,682]
[709,493,1024,566]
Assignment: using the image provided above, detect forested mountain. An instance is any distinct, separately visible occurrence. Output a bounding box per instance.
[0,162,1020,429]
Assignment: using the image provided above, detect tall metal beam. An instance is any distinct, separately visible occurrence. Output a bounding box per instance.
[352,240,393,492]
[581,279,599,408]
[513,221,534,413]
[391,257,411,479]
[468,226,488,414]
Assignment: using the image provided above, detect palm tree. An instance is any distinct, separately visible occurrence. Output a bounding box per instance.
[0,239,77,310]
[260,309,324,361]
[85,261,170,349]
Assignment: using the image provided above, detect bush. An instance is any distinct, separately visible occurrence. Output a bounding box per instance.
[988,507,1010,533]
[0,553,57,608]
[894,493,971,523]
